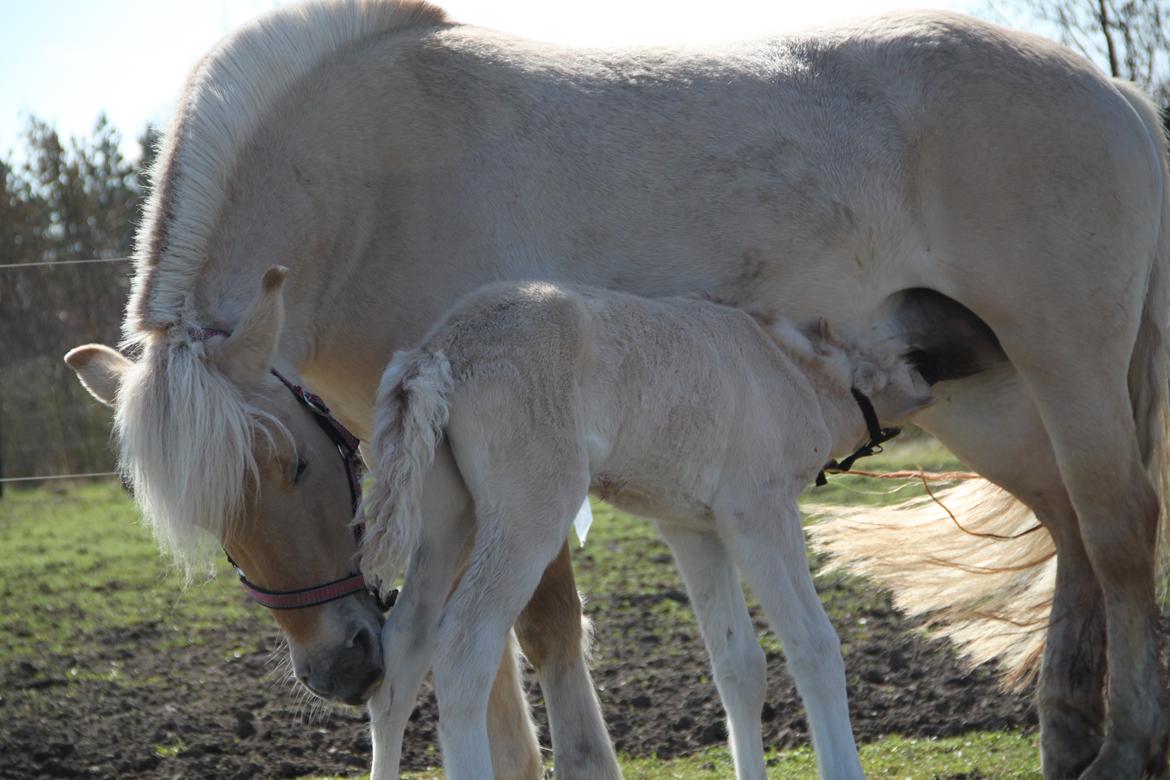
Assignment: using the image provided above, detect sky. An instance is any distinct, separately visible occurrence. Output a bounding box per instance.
[1,0,1003,164]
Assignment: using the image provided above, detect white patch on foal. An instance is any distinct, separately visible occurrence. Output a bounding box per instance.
[572,498,594,546]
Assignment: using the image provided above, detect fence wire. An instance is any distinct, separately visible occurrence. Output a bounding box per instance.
[1,258,130,488]
[0,257,132,270]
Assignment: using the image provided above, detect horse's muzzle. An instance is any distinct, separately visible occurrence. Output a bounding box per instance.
[296,619,385,705]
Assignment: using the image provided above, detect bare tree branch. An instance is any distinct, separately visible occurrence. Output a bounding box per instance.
[1098,0,1123,75]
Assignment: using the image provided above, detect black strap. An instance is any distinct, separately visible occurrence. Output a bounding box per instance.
[815,388,902,486]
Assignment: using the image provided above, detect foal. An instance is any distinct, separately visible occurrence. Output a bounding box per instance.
[361,281,933,780]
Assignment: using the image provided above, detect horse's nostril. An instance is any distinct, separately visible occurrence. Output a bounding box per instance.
[350,624,375,658]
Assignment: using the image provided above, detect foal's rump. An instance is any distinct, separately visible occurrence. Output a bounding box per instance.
[361,282,595,585]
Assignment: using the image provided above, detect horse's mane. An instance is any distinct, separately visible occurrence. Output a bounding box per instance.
[114,2,448,572]
[126,0,446,342]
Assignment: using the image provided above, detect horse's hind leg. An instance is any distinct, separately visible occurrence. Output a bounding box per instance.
[916,368,1106,778]
[1026,377,1168,778]
[515,542,621,780]
[657,525,768,780]
[719,496,863,780]
[946,340,1167,775]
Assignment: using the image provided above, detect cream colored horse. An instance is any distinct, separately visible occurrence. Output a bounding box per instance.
[359,280,934,780]
[65,1,1168,777]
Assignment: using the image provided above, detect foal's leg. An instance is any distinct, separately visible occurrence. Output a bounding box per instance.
[368,443,542,780]
[657,525,768,780]
[431,487,583,778]
[515,542,621,780]
[719,497,863,780]
[368,501,471,780]
[917,369,1106,779]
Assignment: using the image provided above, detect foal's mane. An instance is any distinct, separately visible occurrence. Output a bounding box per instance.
[127,0,446,341]
[115,1,445,574]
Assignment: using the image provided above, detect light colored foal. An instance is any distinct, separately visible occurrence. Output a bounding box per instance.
[362,281,934,779]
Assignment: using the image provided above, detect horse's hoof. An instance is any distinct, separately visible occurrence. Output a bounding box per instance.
[1077,740,1145,780]
[1042,729,1100,779]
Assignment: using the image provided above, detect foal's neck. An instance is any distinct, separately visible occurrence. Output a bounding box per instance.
[750,316,868,458]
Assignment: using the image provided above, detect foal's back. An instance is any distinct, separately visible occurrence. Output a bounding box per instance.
[424,282,833,519]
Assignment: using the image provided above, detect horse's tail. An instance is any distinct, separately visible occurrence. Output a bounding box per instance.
[359,348,453,593]
[1113,79,1170,590]
[810,81,1170,691]
[808,480,1055,689]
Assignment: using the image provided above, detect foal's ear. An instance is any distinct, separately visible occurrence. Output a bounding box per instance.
[812,317,843,355]
[211,265,287,385]
[65,344,133,408]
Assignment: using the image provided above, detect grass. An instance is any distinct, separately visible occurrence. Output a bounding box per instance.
[0,480,247,664]
[0,440,1044,778]
[302,732,1037,779]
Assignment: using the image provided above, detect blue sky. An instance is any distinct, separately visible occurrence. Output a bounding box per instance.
[3,0,1004,164]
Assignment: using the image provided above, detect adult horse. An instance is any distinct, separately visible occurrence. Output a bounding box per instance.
[66,1,1168,777]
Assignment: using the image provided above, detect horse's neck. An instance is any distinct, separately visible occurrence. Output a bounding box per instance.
[189,27,830,424]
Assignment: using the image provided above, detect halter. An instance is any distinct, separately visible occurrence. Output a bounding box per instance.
[815,387,902,486]
[191,327,395,612]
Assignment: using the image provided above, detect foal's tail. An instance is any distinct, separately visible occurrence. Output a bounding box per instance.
[359,349,454,593]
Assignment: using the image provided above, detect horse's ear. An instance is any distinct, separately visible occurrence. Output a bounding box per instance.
[65,344,133,408]
[211,265,287,385]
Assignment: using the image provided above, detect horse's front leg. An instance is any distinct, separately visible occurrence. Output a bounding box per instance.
[515,541,621,780]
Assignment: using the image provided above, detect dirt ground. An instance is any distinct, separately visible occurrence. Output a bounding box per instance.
[0,571,1035,779]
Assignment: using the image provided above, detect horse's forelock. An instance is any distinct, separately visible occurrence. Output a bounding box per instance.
[114,339,289,580]
[126,0,447,339]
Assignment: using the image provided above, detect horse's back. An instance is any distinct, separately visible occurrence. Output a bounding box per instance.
[342,10,1159,315]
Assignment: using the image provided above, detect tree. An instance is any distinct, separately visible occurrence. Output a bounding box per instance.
[999,0,1169,102]
[0,115,155,479]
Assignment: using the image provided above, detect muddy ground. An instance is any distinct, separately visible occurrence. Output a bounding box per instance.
[0,566,1035,779]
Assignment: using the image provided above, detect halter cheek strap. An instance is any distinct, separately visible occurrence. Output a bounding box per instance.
[190,326,395,612]
[815,387,902,486]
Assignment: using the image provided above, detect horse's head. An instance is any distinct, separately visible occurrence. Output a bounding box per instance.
[65,267,383,705]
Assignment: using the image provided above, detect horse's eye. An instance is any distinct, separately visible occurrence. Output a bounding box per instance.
[293,458,308,484]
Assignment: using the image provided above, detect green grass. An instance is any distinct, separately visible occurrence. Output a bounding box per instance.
[302,731,1036,779]
[0,481,247,663]
[1,442,1043,779]
[801,434,966,509]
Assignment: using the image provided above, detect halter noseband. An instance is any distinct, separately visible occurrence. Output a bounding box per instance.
[191,327,395,612]
[815,387,902,486]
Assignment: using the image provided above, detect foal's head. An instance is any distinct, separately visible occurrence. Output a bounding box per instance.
[66,267,383,705]
[811,318,936,429]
